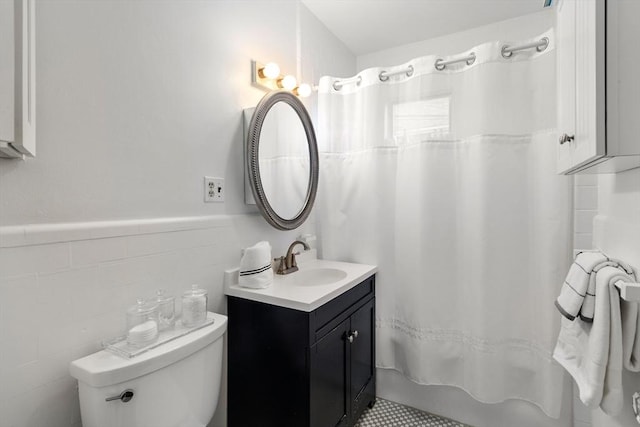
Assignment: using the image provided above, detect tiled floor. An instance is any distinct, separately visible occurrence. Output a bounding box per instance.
[355,398,469,427]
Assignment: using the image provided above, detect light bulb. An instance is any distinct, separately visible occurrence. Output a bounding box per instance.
[259,62,280,79]
[295,83,312,97]
[278,75,297,91]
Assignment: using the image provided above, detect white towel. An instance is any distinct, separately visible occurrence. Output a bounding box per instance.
[621,297,640,372]
[555,251,610,321]
[553,265,638,415]
[580,258,634,322]
[238,241,274,289]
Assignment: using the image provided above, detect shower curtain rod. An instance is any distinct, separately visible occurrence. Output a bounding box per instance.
[501,37,549,58]
[331,37,550,90]
[332,75,362,90]
[434,53,476,70]
[379,65,414,81]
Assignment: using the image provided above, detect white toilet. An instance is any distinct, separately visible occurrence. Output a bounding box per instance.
[69,312,227,427]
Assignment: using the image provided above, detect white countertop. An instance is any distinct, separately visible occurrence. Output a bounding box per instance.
[224,257,377,312]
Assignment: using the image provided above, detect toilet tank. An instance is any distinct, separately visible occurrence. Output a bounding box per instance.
[70,312,227,427]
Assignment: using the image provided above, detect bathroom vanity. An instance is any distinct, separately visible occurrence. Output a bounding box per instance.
[226,259,377,427]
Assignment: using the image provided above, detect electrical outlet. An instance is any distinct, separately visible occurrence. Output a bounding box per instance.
[204,177,224,202]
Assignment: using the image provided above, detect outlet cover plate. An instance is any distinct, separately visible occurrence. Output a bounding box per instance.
[204,176,224,202]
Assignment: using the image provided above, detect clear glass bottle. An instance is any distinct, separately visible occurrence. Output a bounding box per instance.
[156,289,175,331]
[126,298,159,347]
[181,284,208,327]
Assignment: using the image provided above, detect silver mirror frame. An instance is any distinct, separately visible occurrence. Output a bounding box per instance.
[246,91,319,231]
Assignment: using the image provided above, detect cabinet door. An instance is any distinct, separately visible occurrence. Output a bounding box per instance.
[556,0,606,174]
[0,0,35,158]
[310,319,350,427]
[0,0,14,143]
[349,299,375,422]
[556,0,576,173]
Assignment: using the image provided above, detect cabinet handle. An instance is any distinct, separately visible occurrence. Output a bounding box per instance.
[346,330,359,343]
[559,133,575,145]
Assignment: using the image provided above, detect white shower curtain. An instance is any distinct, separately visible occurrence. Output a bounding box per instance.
[317,30,573,418]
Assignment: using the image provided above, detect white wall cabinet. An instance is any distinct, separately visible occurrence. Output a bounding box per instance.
[556,0,640,174]
[0,0,35,158]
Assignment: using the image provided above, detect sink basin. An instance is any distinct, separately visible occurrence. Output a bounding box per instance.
[225,258,377,311]
[287,268,348,286]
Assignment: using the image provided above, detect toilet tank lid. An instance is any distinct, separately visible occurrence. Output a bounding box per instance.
[69,312,227,388]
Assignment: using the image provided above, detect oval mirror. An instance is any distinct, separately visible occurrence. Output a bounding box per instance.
[246,91,319,230]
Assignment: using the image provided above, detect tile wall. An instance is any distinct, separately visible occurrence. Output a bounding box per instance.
[573,175,598,252]
[0,214,312,427]
[572,175,598,427]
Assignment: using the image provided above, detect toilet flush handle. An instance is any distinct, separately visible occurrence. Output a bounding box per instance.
[105,389,135,403]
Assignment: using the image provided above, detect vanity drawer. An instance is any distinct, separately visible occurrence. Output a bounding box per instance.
[312,275,374,335]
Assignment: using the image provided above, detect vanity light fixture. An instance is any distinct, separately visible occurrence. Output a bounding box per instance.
[251,59,313,97]
[278,75,298,91]
[294,83,312,98]
[258,62,280,79]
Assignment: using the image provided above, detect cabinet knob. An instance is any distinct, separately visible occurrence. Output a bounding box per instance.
[353,330,359,338]
[559,133,575,145]
[347,334,354,343]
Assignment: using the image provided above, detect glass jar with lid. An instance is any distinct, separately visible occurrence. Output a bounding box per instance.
[181,284,207,327]
[126,298,159,347]
[156,289,176,331]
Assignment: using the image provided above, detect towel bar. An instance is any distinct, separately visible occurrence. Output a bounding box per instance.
[615,280,640,302]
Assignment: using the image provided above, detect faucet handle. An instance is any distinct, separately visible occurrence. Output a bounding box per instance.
[274,256,287,274]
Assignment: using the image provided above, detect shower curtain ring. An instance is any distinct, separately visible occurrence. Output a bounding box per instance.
[537,37,550,52]
[466,52,476,66]
[501,45,513,59]
[379,72,389,82]
[406,65,414,77]
[434,59,446,71]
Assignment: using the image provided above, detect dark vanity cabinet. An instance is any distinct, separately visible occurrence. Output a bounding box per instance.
[228,275,376,427]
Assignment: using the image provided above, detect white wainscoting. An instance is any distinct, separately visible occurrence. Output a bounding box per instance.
[0,214,314,427]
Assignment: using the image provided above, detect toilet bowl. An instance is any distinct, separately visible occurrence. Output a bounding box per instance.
[69,312,227,427]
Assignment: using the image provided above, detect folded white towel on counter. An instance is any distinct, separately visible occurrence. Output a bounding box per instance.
[553,265,638,415]
[238,241,274,289]
[555,251,610,321]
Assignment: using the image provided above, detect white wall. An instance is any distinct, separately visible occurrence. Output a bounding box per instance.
[590,168,640,427]
[572,174,599,427]
[574,175,599,252]
[0,215,318,427]
[0,1,355,426]
[597,169,640,224]
[0,0,354,226]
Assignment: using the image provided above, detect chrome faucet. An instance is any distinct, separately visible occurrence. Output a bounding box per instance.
[274,240,310,275]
